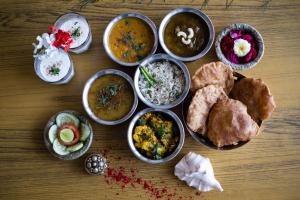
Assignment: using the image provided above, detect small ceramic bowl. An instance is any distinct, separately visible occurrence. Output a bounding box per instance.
[44,110,93,160]
[159,7,215,62]
[82,69,138,125]
[54,12,92,54]
[134,53,191,109]
[127,108,185,164]
[181,72,262,150]
[103,13,158,67]
[215,23,264,70]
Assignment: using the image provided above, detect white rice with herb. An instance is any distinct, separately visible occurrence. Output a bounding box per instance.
[138,60,185,105]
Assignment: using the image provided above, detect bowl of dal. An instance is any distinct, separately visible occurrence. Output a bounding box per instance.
[82,69,138,125]
[103,13,158,67]
[159,7,215,62]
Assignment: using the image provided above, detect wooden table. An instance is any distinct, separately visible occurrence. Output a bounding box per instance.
[1,0,299,199]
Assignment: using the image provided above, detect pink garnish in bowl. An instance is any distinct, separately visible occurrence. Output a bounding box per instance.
[215,23,264,70]
[222,30,257,63]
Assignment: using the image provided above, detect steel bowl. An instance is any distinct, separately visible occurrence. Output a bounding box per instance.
[82,69,138,125]
[158,7,215,62]
[103,13,158,67]
[181,72,262,150]
[127,108,185,164]
[215,23,264,70]
[54,12,92,54]
[134,53,191,109]
[43,110,93,160]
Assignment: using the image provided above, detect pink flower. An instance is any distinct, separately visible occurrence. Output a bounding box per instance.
[221,35,234,52]
[242,34,253,42]
[243,48,257,63]
[230,30,242,39]
[227,51,239,64]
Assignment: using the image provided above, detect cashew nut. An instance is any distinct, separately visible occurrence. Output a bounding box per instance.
[181,37,191,45]
[187,28,194,39]
[177,31,187,38]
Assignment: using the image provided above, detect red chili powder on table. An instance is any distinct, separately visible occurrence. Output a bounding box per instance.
[101,149,203,200]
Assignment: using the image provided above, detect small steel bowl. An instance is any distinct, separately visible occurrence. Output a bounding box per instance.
[43,110,93,160]
[82,69,138,125]
[54,12,92,54]
[103,13,158,67]
[158,7,215,62]
[181,72,262,150]
[215,23,264,70]
[127,108,185,164]
[134,53,191,109]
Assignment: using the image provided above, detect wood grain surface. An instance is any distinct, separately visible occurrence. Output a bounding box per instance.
[0,0,300,199]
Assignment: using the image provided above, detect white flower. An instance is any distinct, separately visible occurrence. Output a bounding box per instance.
[233,38,251,57]
[32,33,58,60]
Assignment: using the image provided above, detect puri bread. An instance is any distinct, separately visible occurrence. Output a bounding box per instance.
[191,62,234,94]
[187,85,227,134]
[207,99,259,147]
[230,78,276,122]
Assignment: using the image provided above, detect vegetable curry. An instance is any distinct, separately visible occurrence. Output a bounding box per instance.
[133,112,179,159]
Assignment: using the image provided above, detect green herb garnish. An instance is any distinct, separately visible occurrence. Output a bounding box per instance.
[49,65,60,76]
[140,65,156,87]
[123,50,130,58]
[156,125,166,138]
[152,143,162,160]
[71,27,81,38]
[137,118,147,125]
[97,83,122,107]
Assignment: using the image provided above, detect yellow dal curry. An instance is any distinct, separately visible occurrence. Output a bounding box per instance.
[88,74,134,121]
[109,17,154,63]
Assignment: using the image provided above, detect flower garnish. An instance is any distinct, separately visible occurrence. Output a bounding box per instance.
[220,29,258,64]
[33,26,73,60]
[233,39,251,57]
[52,29,73,52]
[33,33,57,60]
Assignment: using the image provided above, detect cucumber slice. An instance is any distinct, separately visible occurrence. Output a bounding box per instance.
[53,139,69,155]
[56,113,80,128]
[48,124,57,144]
[66,142,84,152]
[59,128,74,143]
[80,123,90,142]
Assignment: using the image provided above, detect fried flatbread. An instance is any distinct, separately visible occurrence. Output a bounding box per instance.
[207,99,259,147]
[191,62,234,94]
[186,85,227,134]
[230,78,276,122]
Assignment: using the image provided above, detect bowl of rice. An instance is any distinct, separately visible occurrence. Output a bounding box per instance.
[134,53,190,109]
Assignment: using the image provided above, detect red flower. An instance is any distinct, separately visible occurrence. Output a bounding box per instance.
[49,26,56,34]
[52,29,73,52]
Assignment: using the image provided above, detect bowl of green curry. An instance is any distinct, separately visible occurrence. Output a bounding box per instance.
[159,7,215,62]
[127,108,185,164]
